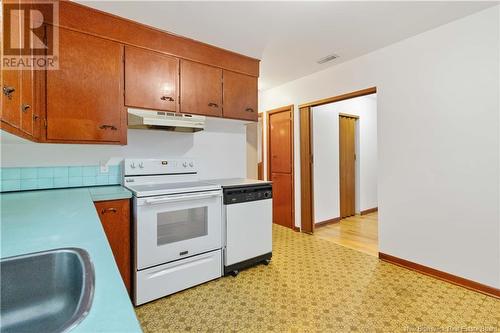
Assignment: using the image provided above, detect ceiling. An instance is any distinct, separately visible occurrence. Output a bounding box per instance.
[79,1,496,91]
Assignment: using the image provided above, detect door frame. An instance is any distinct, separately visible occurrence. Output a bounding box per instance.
[338,113,359,218]
[298,87,376,233]
[266,105,295,229]
[257,112,264,180]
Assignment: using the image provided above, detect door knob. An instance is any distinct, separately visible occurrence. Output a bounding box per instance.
[160,96,174,101]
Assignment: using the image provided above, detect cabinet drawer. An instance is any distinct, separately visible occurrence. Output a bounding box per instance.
[135,249,222,305]
[94,199,131,294]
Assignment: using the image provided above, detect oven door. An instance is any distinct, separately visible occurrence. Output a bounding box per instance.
[135,190,222,270]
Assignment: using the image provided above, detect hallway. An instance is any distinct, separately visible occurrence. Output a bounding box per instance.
[315,212,378,256]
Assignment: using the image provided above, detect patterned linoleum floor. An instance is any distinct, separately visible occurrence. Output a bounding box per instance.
[135,224,500,332]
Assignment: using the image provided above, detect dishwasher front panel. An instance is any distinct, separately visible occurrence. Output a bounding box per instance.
[224,199,272,266]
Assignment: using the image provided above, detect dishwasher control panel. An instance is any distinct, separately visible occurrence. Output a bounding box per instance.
[223,185,272,205]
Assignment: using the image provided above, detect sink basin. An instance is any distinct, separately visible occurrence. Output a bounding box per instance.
[0,248,95,333]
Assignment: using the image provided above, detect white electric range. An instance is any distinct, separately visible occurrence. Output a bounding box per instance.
[123,158,223,305]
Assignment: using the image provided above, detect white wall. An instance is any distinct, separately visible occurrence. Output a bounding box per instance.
[246,122,258,179]
[260,6,500,288]
[312,94,377,223]
[0,117,248,180]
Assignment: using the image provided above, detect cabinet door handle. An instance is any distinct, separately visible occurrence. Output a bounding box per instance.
[101,207,117,214]
[21,104,31,113]
[3,86,15,100]
[208,102,219,108]
[160,96,174,102]
[245,107,255,113]
[99,124,117,130]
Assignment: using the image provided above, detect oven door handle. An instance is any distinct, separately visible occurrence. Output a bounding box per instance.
[144,192,221,205]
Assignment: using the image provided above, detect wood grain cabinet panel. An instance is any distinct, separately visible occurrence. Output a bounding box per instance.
[20,69,35,136]
[1,69,22,129]
[94,199,131,294]
[223,70,258,121]
[180,59,222,117]
[46,28,124,143]
[1,0,22,130]
[0,1,37,140]
[125,46,179,112]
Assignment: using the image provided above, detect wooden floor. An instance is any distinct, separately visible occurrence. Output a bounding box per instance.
[314,212,378,256]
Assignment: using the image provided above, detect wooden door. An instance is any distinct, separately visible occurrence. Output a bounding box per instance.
[95,199,131,294]
[125,46,179,112]
[180,59,222,117]
[46,28,124,143]
[222,70,257,121]
[339,115,357,218]
[268,108,294,228]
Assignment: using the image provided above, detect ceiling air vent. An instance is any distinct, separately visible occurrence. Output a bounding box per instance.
[316,54,339,64]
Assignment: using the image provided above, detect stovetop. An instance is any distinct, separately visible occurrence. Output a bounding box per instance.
[125,181,221,197]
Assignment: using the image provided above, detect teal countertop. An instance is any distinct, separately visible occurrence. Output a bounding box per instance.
[0,187,141,333]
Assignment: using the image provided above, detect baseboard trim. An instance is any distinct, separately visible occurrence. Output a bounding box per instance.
[315,217,341,228]
[379,252,499,299]
[360,207,378,215]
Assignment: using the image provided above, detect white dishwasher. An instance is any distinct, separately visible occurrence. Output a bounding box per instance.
[220,181,273,276]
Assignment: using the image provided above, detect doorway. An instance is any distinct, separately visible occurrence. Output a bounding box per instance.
[339,114,358,219]
[299,87,377,233]
[266,105,295,229]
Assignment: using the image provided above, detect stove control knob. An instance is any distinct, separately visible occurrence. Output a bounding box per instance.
[182,162,188,168]
[130,162,136,169]
[139,162,144,169]
[189,162,194,167]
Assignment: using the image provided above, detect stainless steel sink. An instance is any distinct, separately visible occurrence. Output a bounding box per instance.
[0,248,95,333]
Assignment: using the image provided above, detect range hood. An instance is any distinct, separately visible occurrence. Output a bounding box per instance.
[128,108,205,133]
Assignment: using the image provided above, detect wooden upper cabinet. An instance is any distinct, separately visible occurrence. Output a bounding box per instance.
[1,69,22,129]
[0,2,38,140]
[46,28,125,143]
[125,46,179,112]
[223,70,258,121]
[180,60,222,117]
[1,1,22,130]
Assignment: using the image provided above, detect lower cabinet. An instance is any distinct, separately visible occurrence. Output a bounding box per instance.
[94,199,131,295]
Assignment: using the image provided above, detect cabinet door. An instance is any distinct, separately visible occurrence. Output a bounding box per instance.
[125,46,179,112]
[1,1,22,128]
[20,69,34,136]
[46,28,124,143]
[95,199,131,294]
[223,70,257,121]
[180,60,222,117]
[1,70,22,128]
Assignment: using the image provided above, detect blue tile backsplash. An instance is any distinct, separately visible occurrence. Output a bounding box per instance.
[0,165,122,192]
